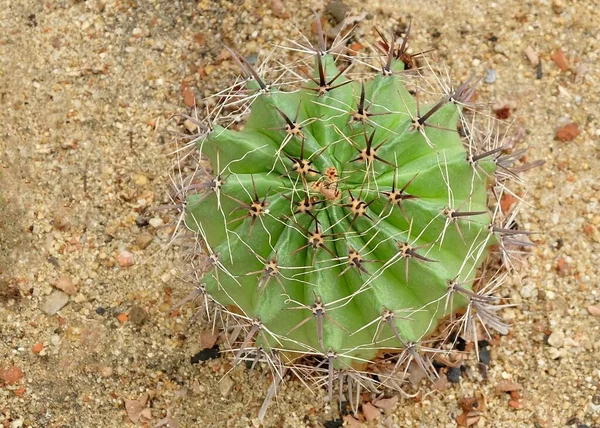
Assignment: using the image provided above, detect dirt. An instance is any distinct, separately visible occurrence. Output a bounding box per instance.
[0,0,599,427]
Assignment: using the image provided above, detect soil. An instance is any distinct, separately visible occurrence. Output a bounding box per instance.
[1,1,599,427]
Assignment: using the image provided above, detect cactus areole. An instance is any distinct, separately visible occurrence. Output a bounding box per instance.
[184,29,509,380]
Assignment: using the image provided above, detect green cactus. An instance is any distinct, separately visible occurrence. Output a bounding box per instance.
[178,18,525,410]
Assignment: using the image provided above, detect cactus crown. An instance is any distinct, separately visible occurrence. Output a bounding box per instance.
[177,17,525,413]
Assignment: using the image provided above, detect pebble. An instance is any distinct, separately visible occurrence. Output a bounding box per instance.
[219,374,235,397]
[551,48,569,72]
[524,46,539,66]
[326,1,348,25]
[555,123,581,141]
[136,232,154,249]
[129,305,148,326]
[447,366,462,383]
[10,419,24,428]
[520,284,538,299]
[547,330,565,348]
[183,119,197,133]
[478,345,491,366]
[53,276,77,296]
[269,0,287,18]
[182,86,195,108]
[149,217,164,228]
[0,366,24,385]
[587,305,600,317]
[134,174,148,186]
[362,402,380,421]
[41,290,69,315]
[494,43,505,54]
[117,250,135,267]
[484,69,496,84]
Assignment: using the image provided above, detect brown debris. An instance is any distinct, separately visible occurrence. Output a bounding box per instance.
[458,396,486,412]
[495,380,523,394]
[550,48,569,72]
[200,329,219,349]
[53,276,77,296]
[0,365,24,385]
[372,395,399,412]
[555,122,581,141]
[556,257,569,275]
[343,415,362,428]
[500,193,518,214]
[362,402,381,421]
[456,411,480,426]
[182,86,196,108]
[494,105,511,120]
[193,32,206,46]
[269,0,289,19]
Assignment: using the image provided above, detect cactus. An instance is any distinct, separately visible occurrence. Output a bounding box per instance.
[176,17,531,415]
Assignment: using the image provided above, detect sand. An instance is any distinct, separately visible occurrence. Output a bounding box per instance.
[1,0,599,427]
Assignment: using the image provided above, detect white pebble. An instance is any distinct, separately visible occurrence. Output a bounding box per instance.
[149,217,164,228]
[547,330,565,348]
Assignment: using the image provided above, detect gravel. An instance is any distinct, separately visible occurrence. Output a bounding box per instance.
[1,0,599,427]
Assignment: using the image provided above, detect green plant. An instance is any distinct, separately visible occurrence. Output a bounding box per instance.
[177,17,530,416]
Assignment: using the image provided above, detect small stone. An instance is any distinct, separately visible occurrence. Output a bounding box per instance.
[502,308,516,321]
[362,402,380,421]
[372,395,398,412]
[219,375,235,397]
[484,69,496,84]
[587,305,600,317]
[547,330,565,348]
[53,276,76,296]
[32,343,44,354]
[478,345,491,365]
[129,305,148,326]
[555,123,581,141]
[193,32,206,45]
[136,232,154,249]
[494,380,522,393]
[134,174,148,186]
[524,46,539,66]
[73,293,87,303]
[269,0,288,18]
[341,416,360,428]
[520,284,537,299]
[132,27,142,37]
[182,86,195,108]
[101,366,113,377]
[149,217,164,228]
[448,366,462,383]
[117,250,135,267]
[0,365,24,385]
[551,48,569,72]
[10,418,24,428]
[125,398,144,424]
[326,1,348,25]
[183,119,197,133]
[41,290,69,315]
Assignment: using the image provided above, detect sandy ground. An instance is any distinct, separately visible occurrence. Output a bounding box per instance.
[1,0,599,427]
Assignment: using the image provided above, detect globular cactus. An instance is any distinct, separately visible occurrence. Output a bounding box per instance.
[176,17,530,415]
